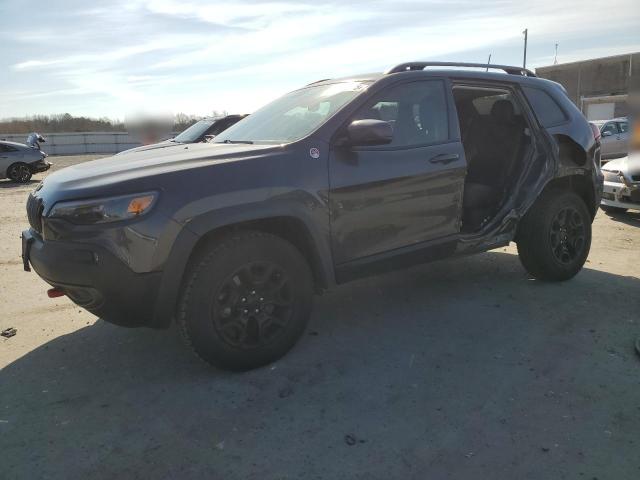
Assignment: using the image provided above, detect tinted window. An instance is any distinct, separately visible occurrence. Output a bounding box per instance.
[617,121,628,133]
[522,86,567,127]
[351,80,449,148]
[0,144,17,152]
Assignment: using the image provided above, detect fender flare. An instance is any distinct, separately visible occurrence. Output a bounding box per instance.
[150,200,334,328]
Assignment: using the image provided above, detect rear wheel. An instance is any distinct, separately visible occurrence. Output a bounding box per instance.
[516,191,592,281]
[178,231,313,371]
[7,163,32,183]
[600,205,627,214]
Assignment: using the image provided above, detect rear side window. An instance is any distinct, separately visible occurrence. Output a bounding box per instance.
[521,86,567,127]
[617,121,628,133]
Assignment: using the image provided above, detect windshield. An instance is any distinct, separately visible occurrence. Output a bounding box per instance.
[214,81,371,144]
[174,119,215,143]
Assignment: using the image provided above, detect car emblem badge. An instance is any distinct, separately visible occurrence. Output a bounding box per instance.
[309,147,320,159]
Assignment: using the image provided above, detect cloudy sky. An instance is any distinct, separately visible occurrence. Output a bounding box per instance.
[1,0,639,119]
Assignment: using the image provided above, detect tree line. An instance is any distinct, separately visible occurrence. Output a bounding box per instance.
[0,112,227,134]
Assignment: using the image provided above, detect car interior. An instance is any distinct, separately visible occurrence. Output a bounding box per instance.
[452,85,533,233]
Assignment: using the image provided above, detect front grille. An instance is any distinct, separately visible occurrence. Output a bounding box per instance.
[26,193,43,234]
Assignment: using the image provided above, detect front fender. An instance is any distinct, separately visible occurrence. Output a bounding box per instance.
[150,193,333,328]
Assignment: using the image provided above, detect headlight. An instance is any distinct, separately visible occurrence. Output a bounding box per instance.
[602,170,623,183]
[48,192,157,224]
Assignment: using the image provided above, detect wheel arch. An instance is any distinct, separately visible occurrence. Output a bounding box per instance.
[542,174,597,219]
[151,209,333,328]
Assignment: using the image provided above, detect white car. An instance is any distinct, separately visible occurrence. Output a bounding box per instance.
[600,153,640,213]
[0,140,51,183]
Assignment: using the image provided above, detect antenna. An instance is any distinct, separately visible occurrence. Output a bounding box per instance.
[486,54,492,72]
[554,43,559,64]
[522,29,528,69]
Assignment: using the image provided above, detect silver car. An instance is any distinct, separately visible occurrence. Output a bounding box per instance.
[593,117,630,160]
[0,140,51,183]
[600,153,640,213]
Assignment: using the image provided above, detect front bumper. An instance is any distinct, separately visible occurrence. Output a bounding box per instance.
[22,229,162,328]
[30,160,52,174]
[601,180,640,210]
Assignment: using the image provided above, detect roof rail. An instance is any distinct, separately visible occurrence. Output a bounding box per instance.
[384,61,536,77]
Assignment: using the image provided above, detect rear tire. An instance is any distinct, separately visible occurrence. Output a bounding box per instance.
[7,163,32,183]
[178,231,313,371]
[516,191,591,281]
[600,205,627,214]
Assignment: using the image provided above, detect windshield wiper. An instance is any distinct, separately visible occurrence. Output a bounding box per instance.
[220,139,254,144]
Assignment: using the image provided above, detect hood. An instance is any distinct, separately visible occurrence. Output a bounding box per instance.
[38,142,283,202]
[1,140,30,150]
[116,139,178,155]
[602,153,640,178]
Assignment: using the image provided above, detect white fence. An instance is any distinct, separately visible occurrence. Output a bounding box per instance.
[0,132,142,156]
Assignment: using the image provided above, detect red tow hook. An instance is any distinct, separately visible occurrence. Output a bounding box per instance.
[47,288,66,298]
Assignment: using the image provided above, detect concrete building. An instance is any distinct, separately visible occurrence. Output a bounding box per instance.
[536,52,639,121]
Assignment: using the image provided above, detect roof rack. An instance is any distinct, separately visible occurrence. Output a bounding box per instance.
[384,61,536,77]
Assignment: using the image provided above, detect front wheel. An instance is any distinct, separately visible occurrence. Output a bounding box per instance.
[516,191,592,281]
[7,163,32,183]
[178,231,314,371]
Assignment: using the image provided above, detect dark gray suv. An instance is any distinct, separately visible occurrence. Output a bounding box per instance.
[22,62,603,370]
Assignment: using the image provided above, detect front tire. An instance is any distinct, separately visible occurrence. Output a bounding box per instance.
[7,163,32,183]
[178,231,313,371]
[516,191,592,281]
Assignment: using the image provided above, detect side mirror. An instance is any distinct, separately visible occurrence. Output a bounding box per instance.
[346,119,393,147]
[601,130,613,137]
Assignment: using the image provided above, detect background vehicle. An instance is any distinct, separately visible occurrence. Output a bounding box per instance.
[600,154,640,213]
[118,114,247,155]
[0,140,50,183]
[22,62,602,371]
[592,117,629,160]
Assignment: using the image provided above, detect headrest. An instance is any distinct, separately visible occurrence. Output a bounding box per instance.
[490,99,515,123]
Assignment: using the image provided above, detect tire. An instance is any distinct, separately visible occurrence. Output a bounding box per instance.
[178,230,314,371]
[7,163,33,183]
[600,205,627,214]
[516,191,592,281]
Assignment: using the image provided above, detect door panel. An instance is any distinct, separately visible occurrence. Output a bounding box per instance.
[328,77,465,265]
[600,122,618,156]
[329,142,466,264]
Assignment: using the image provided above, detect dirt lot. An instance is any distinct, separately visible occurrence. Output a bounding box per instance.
[1,155,639,479]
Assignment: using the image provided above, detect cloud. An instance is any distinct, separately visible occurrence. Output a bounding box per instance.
[1,0,639,118]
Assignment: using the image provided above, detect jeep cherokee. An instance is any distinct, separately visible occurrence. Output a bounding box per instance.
[22,62,603,370]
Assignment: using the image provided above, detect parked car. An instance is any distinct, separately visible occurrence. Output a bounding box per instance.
[0,140,51,183]
[600,153,640,213]
[22,61,602,370]
[592,117,629,160]
[118,114,247,155]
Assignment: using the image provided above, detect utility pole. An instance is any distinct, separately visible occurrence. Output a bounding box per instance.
[522,28,528,69]
[554,43,559,64]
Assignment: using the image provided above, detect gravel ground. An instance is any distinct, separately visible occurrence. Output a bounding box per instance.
[1,155,639,479]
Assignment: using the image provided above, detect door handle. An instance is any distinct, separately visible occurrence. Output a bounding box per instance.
[429,153,459,164]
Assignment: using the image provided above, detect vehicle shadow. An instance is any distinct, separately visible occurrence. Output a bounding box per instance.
[1,251,639,479]
[602,209,640,227]
[0,179,39,189]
